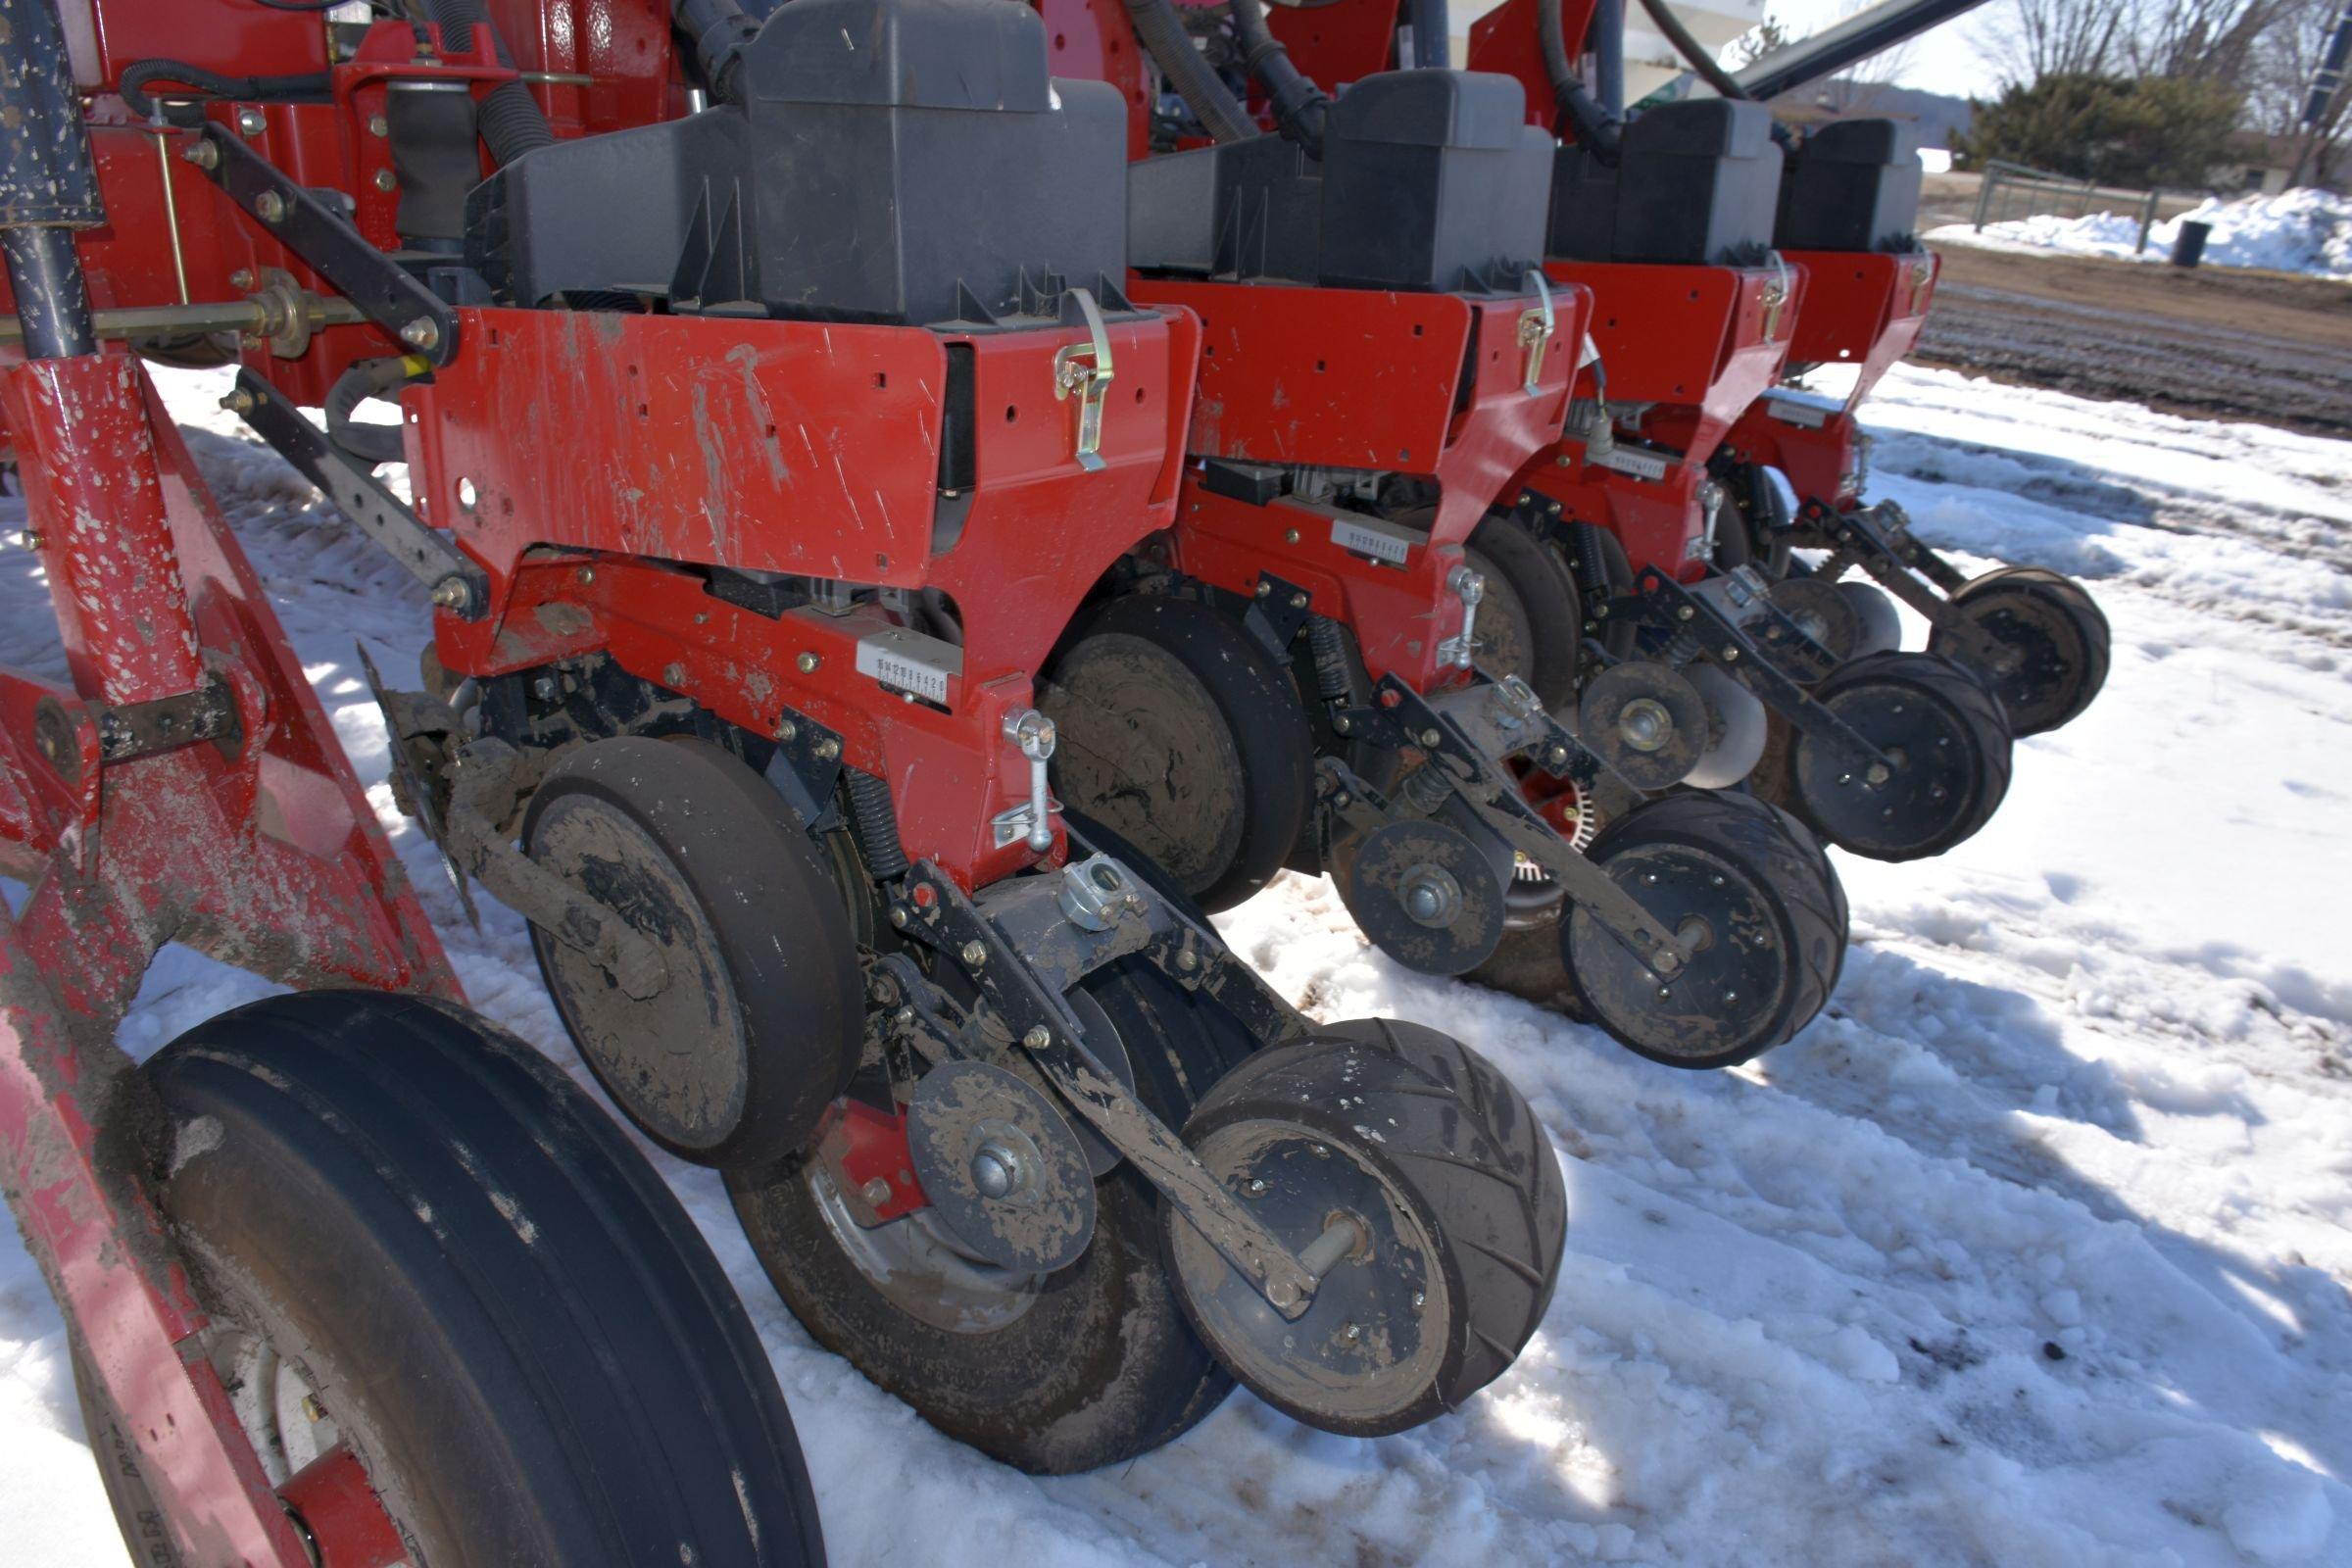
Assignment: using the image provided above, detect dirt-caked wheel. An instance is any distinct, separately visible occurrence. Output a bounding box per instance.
[1772,650,2015,860]
[521,735,863,1169]
[1163,1019,1566,1436]
[1041,595,1311,912]
[1929,564,2111,736]
[1465,512,1584,709]
[1560,792,1848,1068]
[726,958,1254,1474]
[89,991,824,1568]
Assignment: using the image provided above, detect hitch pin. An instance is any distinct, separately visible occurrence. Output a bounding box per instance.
[1438,564,1485,669]
[1516,269,1557,391]
[1054,287,1115,472]
[1004,708,1058,855]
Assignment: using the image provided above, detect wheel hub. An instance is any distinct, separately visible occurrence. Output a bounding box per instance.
[1565,841,1791,1060]
[1396,862,1465,928]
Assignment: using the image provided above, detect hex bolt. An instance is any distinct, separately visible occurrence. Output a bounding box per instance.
[1411,1291,1426,1310]
[235,106,267,137]
[1866,762,1891,786]
[1021,1024,1052,1050]
[1342,1323,1361,1343]
[181,139,220,171]
[22,530,44,551]
[219,388,256,415]
[1419,728,1442,748]
[368,113,390,137]
[893,1006,914,1027]
[1245,1177,1267,1196]
[254,191,286,224]
[399,318,440,351]
[813,737,841,760]
[228,267,256,291]
[372,169,397,193]
[959,941,988,968]
[1289,593,1308,610]
[430,577,468,610]
[576,565,596,585]
[1254,580,1271,598]
[1721,646,1740,662]
[1676,606,1694,621]
[776,719,798,741]
[859,1177,893,1206]
[1284,528,1300,544]
[1175,948,1200,971]
[889,906,910,929]
[796,651,820,672]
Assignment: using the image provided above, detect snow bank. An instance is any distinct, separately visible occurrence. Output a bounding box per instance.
[7,364,2352,1565]
[1930,186,2352,279]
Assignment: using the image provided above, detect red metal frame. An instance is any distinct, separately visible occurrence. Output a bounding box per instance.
[1,353,458,1566]
[1723,249,1938,509]
[1511,259,1802,579]
[1466,0,1600,133]
[1128,277,1585,689]
[414,303,1200,888]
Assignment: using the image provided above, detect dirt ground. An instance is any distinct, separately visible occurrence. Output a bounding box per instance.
[1912,240,2352,437]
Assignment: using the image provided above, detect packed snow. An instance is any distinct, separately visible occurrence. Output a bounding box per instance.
[6,362,2352,1565]
[1930,185,2352,279]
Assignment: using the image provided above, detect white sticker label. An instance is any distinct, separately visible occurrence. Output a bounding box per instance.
[856,628,959,705]
[1330,516,1413,565]
[1765,392,1834,428]
[1601,447,1670,482]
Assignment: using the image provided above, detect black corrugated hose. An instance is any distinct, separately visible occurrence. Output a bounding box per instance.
[1126,0,1260,144]
[1541,0,1622,163]
[417,0,554,164]
[1226,0,1330,154]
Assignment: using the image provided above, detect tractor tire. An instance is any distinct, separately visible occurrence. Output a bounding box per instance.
[116,991,823,1568]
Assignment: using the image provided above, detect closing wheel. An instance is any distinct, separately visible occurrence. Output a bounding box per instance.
[1564,792,1849,1068]
[1041,595,1311,912]
[98,991,824,1567]
[1930,565,2111,736]
[522,735,862,1168]
[1164,1019,1567,1437]
[1329,808,1510,976]
[1466,512,1584,710]
[1783,650,2015,860]
[726,958,1255,1474]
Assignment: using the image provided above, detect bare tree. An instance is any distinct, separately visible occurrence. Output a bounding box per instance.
[2248,0,2352,184]
[1974,0,2135,87]
[2126,0,2291,82]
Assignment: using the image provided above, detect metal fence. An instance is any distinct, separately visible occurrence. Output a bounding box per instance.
[1971,160,2166,253]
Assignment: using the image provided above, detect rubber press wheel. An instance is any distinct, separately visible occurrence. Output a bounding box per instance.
[1041,594,1310,912]
[1777,650,2015,861]
[1929,565,2111,736]
[727,958,1256,1475]
[89,990,824,1568]
[1164,1018,1567,1437]
[1562,791,1848,1069]
[523,735,862,1169]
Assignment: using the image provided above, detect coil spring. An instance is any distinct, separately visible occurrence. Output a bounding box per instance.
[1306,614,1353,703]
[1658,624,1704,666]
[844,766,909,880]
[1396,760,1454,816]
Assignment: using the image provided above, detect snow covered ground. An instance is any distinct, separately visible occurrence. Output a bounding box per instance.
[6,362,2352,1565]
[1930,186,2352,280]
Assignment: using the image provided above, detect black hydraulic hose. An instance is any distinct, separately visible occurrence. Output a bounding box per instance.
[325,357,416,466]
[1633,0,1749,99]
[1227,0,1330,154]
[419,0,553,162]
[1126,0,1259,143]
[119,60,332,121]
[1408,0,1450,68]
[672,0,761,105]
[1539,0,1621,163]
[1591,0,1623,117]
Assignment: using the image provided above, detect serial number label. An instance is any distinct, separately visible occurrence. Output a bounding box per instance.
[1765,394,1833,428]
[1330,517,1412,565]
[1601,447,1670,481]
[856,634,956,704]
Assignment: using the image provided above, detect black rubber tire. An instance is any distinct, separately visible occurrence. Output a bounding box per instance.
[1717,463,1793,579]
[1782,650,2015,861]
[1931,565,2111,737]
[523,735,861,1169]
[127,991,824,1568]
[726,958,1256,1475]
[1041,594,1311,913]
[1565,791,1848,1068]
[1467,513,1584,710]
[1165,1018,1566,1436]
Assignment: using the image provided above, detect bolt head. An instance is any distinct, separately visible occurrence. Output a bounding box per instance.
[1021,1024,1052,1050]
[1677,605,1695,621]
[372,168,397,193]
[889,906,910,928]
[430,577,467,609]
[181,140,220,171]
[235,106,266,137]
[1255,580,1271,598]
[1285,528,1300,544]
[959,941,988,968]
[1419,728,1442,748]
[399,317,440,350]
[859,1176,893,1206]
[228,268,256,291]
[970,1145,1019,1200]
[254,191,286,223]
[796,651,820,673]
[368,114,390,137]
[813,737,841,760]
[1246,1177,1268,1195]
[776,719,798,741]
[1289,593,1308,610]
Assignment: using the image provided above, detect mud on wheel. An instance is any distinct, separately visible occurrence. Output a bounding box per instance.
[727,958,1255,1475]
[1163,1019,1567,1436]
[87,991,823,1568]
